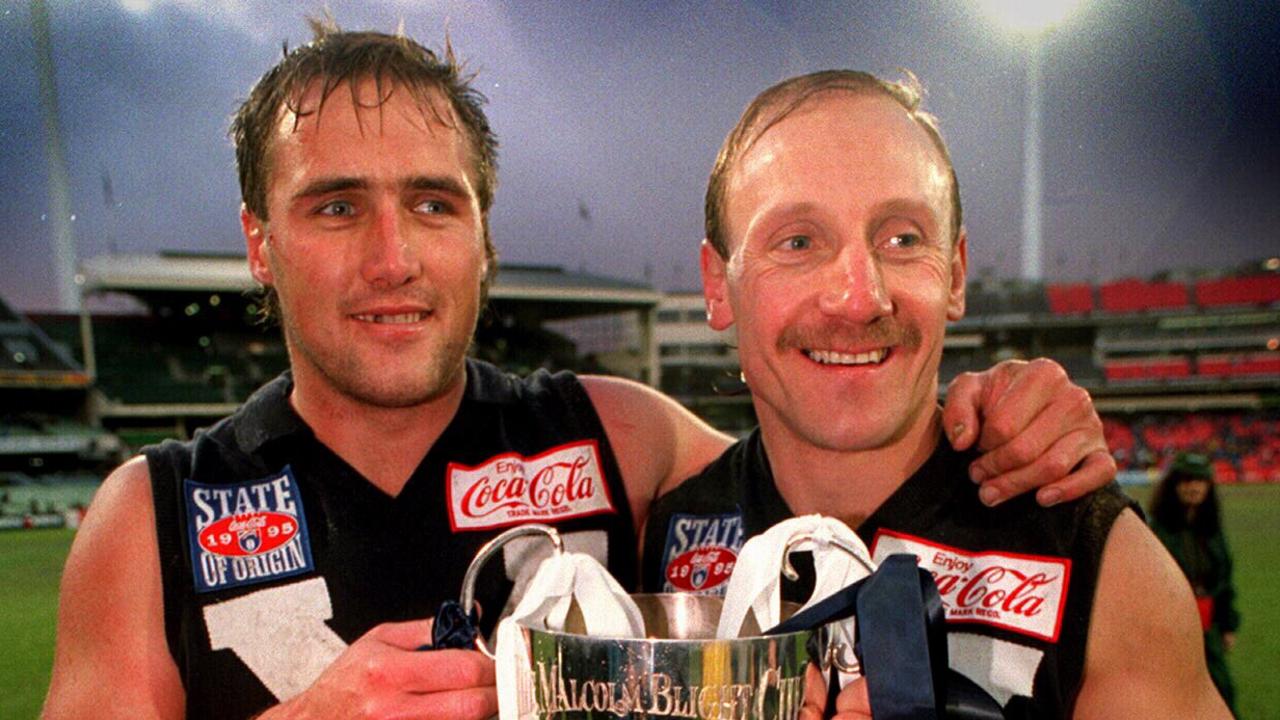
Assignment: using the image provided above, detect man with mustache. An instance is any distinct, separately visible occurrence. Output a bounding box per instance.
[43,27,1115,720]
[642,70,1231,717]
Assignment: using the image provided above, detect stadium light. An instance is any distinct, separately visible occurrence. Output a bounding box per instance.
[980,0,1085,281]
[979,0,1082,34]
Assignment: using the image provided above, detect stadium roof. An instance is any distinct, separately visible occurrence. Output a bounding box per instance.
[0,296,88,389]
[80,252,662,310]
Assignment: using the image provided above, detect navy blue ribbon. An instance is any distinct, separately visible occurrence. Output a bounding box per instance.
[416,599,480,651]
[766,554,1003,719]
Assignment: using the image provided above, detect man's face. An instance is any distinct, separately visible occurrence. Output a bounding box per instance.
[703,91,967,454]
[243,80,488,408]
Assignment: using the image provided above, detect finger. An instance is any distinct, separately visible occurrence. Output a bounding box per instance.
[974,427,1098,506]
[973,360,1071,452]
[968,385,1098,485]
[835,677,872,713]
[1031,450,1117,507]
[366,618,436,650]
[399,648,497,693]
[402,686,499,720]
[978,437,1111,507]
[799,662,829,718]
[941,370,990,451]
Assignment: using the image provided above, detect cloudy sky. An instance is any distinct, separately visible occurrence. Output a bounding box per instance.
[2,0,1276,311]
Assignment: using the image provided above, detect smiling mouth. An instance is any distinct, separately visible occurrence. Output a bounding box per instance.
[352,311,431,324]
[804,348,889,366]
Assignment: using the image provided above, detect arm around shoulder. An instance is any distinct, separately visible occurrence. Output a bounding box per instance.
[42,456,184,719]
[580,375,731,530]
[1074,509,1231,719]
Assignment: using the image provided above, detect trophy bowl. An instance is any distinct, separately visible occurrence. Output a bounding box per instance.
[509,592,817,720]
[462,525,826,720]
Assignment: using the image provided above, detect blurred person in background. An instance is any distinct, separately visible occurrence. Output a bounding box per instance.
[1149,452,1240,714]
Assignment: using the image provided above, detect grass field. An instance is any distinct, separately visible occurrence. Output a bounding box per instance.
[2,485,1277,718]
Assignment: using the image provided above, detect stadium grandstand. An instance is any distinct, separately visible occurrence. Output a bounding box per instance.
[3,253,1278,530]
[28,250,661,449]
[651,258,1280,483]
[5,250,661,528]
[944,258,1280,484]
[0,295,111,529]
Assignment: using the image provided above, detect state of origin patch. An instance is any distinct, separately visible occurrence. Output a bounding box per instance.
[184,467,315,593]
[659,511,745,595]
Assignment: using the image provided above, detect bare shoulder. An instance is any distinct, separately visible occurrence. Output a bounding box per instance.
[579,376,730,529]
[1074,509,1230,718]
[42,456,184,719]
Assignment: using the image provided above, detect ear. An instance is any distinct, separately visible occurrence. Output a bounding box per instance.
[946,229,968,322]
[242,205,274,286]
[701,239,735,330]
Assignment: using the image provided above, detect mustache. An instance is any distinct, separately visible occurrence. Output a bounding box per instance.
[340,289,440,314]
[777,317,922,353]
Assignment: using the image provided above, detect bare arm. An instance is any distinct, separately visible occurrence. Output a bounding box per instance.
[943,358,1116,507]
[818,510,1230,719]
[1074,509,1231,718]
[43,457,497,720]
[42,457,185,719]
[580,375,732,533]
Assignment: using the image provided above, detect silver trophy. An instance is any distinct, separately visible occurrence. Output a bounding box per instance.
[458,524,854,720]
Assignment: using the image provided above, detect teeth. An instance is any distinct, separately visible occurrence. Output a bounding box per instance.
[354,312,428,324]
[805,348,887,365]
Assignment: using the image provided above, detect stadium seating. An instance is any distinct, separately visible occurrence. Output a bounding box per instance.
[1197,352,1280,378]
[1194,274,1280,308]
[1103,411,1280,483]
[1102,355,1192,382]
[1046,283,1095,315]
[1099,279,1190,313]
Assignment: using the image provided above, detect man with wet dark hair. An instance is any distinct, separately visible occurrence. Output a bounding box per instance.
[45,27,1115,720]
[644,69,1231,717]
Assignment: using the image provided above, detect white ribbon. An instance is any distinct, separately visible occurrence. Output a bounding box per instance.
[716,515,875,686]
[495,552,643,719]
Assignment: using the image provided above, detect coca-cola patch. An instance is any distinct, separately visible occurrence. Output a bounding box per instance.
[871,530,1071,642]
[184,467,315,594]
[446,441,615,532]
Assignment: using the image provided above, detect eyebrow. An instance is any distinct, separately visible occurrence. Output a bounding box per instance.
[756,198,937,227]
[291,174,471,203]
[404,175,471,198]
[292,177,367,201]
[869,197,937,222]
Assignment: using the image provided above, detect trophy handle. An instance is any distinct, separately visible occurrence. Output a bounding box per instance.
[779,531,876,581]
[459,523,564,659]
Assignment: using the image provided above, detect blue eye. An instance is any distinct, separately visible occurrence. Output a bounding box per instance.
[416,199,448,214]
[317,200,355,217]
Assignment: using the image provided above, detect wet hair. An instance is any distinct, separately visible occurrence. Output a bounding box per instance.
[230,19,498,321]
[1149,454,1222,535]
[704,69,962,258]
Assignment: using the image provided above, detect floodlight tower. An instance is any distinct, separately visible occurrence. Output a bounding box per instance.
[980,0,1083,282]
[31,0,78,311]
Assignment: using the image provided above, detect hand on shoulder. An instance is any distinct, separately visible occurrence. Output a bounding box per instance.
[944,358,1115,508]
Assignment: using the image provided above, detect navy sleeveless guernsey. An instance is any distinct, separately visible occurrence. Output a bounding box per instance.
[642,429,1134,718]
[147,359,635,719]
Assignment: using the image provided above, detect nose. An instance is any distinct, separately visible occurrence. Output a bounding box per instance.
[817,243,892,322]
[360,205,421,288]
